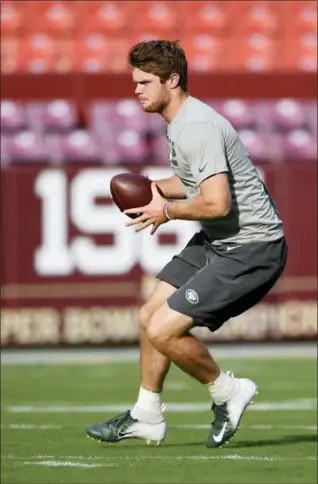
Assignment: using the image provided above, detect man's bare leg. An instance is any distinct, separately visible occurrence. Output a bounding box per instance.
[86,281,175,444]
[130,281,177,420]
[145,302,257,449]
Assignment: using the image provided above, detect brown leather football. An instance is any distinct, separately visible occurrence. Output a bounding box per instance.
[110,173,154,219]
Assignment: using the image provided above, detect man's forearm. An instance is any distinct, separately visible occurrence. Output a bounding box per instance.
[166,194,230,221]
[155,175,186,200]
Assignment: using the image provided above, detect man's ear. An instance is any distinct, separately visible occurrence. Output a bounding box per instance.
[168,73,180,89]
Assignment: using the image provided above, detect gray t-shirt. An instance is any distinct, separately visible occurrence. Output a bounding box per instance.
[166,96,284,244]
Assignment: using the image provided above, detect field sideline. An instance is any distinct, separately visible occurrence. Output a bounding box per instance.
[1,342,317,365]
[1,344,317,483]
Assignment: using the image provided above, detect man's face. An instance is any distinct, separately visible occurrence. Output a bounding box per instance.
[132,68,170,113]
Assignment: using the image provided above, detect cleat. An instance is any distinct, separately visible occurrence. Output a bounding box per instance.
[206,373,257,449]
[156,440,161,446]
[86,410,167,444]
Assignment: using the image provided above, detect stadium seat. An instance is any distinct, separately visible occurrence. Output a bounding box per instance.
[281,129,317,160]
[236,1,281,35]
[237,129,271,161]
[1,100,26,132]
[264,99,307,132]
[128,32,162,47]
[226,33,278,71]
[26,1,78,37]
[283,32,317,71]
[1,96,316,164]
[131,1,183,35]
[79,1,132,35]
[25,100,78,133]
[89,100,149,134]
[97,127,150,164]
[66,35,129,72]
[215,99,256,129]
[181,33,225,72]
[47,130,101,162]
[1,36,19,73]
[7,130,48,162]
[1,1,27,36]
[283,1,317,34]
[1,1,317,73]
[89,100,150,163]
[183,1,234,34]
[67,34,111,72]
[15,34,58,72]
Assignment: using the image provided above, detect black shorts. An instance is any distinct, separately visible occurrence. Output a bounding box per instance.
[156,231,288,332]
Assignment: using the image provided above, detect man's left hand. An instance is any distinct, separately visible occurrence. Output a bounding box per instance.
[124,183,168,235]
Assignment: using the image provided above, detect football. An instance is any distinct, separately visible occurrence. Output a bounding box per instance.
[110,173,154,219]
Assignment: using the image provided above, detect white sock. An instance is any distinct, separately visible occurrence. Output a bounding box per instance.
[206,371,240,405]
[130,387,164,424]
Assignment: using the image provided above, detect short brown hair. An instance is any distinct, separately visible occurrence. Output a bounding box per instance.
[128,40,188,92]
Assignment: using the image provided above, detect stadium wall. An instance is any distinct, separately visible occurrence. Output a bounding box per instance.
[1,162,317,347]
[2,72,317,101]
[1,73,317,347]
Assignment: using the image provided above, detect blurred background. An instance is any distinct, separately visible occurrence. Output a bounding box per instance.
[1,0,317,348]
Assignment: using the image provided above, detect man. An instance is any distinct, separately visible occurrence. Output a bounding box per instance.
[87,40,287,448]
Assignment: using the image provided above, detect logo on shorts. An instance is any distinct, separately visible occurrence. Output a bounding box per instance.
[185,289,199,304]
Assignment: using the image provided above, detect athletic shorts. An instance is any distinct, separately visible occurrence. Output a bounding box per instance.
[156,231,288,332]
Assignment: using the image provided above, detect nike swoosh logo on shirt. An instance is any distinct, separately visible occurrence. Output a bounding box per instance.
[213,422,227,443]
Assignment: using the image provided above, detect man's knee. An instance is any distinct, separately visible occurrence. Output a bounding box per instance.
[146,307,173,350]
[139,303,155,332]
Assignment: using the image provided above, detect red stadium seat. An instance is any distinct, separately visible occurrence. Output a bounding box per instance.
[79,1,132,35]
[15,34,58,73]
[181,33,226,72]
[183,1,235,34]
[226,34,279,71]
[63,35,129,73]
[236,1,281,36]
[1,36,19,73]
[131,1,183,35]
[26,1,79,37]
[128,32,162,47]
[283,32,317,72]
[62,35,110,73]
[0,0,316,73]
[284,1,317,34]
[1,1,27,36]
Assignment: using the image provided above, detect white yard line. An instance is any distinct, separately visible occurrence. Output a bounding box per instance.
[23,460,115,468]
[172,424,317,431]
[1,424,61,430]
[2,455,317,463]
[2,424,316,431]
[5,398,317,414]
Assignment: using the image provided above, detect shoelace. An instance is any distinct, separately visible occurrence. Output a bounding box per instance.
[211,402,228,421]
[104,410,132,427]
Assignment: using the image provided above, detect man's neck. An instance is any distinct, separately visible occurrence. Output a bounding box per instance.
[161,92,190,124]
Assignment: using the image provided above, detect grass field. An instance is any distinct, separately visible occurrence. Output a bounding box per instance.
[1,352,317,484]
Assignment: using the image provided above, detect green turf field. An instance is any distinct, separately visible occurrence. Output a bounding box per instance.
[1,355,317,484]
